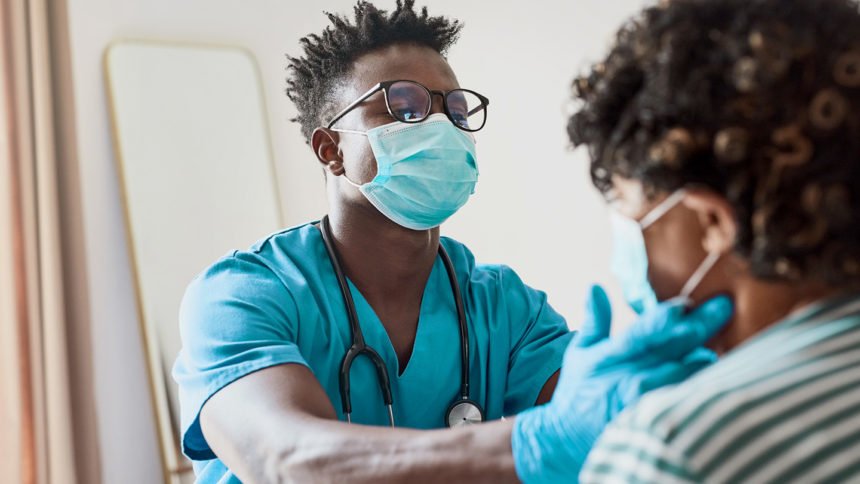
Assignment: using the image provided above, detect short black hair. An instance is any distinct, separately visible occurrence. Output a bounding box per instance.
[569,0,860,285]
[286,0,462,144]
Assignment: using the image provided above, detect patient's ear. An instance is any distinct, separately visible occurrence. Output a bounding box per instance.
[682,188,738,254]
[312,127,345,176]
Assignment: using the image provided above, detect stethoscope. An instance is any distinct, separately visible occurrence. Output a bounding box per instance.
[319,215,485,428]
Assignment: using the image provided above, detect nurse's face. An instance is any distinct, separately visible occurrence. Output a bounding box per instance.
[322,43,461,192]
[610,176,737,309]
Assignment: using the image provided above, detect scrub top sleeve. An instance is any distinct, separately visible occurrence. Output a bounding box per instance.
[172,253,308,461]
[498,265,574,415]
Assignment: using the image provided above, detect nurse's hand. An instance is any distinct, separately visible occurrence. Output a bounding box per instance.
[510,285,733,484]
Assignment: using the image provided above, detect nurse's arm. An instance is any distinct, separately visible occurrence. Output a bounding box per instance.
[199,363,520,484]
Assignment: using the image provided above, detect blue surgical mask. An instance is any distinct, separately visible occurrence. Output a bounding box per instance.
[333,113,479,230]
[610,190,721,313]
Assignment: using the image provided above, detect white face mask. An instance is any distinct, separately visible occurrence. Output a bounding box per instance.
[610,189,722,312]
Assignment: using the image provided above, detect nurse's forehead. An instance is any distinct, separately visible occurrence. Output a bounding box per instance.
[335,43,460,101]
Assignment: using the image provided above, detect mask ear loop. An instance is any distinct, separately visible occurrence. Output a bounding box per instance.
[327,127,369,187]
[637,189,721,304]
[640,190,688,229]
[341,173,363,188]
[678,251,721,301]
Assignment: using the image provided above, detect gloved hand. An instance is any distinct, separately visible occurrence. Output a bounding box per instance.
[511,284,733,484]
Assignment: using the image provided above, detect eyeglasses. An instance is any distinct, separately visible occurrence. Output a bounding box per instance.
[326,80,490,132]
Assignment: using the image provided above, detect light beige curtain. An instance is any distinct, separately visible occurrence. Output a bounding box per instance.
[1,0,100,482]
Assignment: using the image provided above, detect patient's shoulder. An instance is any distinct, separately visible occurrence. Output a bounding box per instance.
[604,312,860,483]
[623,333,804,444]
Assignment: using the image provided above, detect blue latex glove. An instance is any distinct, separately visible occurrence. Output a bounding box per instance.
[511,285,733,483]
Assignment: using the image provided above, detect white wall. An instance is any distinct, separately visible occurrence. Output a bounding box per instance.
[65,0,649,481]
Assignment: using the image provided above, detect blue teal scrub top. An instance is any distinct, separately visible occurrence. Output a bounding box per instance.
[173,222,573,483]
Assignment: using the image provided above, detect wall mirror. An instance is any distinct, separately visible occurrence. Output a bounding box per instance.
[105,40,283,483]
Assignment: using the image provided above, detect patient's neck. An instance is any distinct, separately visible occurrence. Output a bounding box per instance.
[712,279,850,355]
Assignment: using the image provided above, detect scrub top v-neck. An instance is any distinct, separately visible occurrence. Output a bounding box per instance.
[173,221,573,483]
[339,249,463,422]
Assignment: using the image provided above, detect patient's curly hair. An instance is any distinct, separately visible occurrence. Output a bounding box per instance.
[569,0,860,285]
[286,0,462,144]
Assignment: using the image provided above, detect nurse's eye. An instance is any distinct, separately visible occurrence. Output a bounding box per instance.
[450,113,469,129]
[445,89,486,131]
[390,103,425,122]
[387,81,429,122]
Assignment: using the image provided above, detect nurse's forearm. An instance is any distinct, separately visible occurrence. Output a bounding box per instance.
[200,364,521,484]
[274,416,519,484]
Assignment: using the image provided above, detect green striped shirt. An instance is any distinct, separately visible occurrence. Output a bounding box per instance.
[580,295,860,484]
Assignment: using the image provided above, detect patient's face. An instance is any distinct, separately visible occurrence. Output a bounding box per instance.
[610,177,729,306]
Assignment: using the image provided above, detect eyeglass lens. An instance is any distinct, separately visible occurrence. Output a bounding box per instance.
[386,81,486,131]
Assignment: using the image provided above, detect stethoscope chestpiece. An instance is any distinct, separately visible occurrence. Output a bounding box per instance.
[445,397,485,427]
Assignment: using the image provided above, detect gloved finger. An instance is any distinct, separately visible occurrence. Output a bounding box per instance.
[601,300,686,363]
[601,345,717,371]
[683,347,719,367]
[572,284,613,348]
[612,295,732,361]
[675,295,733,345]
[645,296,733,361]
[637,349,718,393]
[617,358,714,408]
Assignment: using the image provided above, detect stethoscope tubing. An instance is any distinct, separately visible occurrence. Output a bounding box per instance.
[319,215,478,426]
[319,217,394,418]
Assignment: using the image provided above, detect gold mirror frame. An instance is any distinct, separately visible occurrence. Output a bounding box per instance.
[104,40,284,483]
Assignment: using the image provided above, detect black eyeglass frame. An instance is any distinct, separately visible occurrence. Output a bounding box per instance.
[325,79,490,132]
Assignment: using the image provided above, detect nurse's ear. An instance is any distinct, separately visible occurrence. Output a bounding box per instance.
[681,188,738,254]
[312,127,345,176]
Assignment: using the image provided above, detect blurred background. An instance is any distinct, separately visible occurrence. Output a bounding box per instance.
[1,0,651,482]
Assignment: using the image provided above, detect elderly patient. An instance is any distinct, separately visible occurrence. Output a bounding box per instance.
[569,0,860,482]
